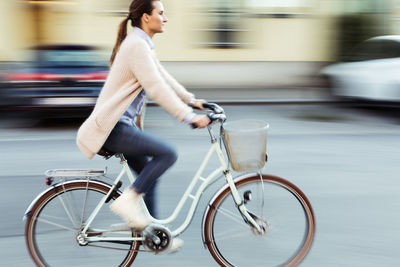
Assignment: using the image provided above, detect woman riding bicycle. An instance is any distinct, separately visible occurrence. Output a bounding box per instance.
[76,0,210,242]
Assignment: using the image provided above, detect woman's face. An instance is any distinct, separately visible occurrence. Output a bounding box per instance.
[147,1,168,35]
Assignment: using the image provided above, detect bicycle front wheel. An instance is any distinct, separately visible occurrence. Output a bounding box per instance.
[25,180,140,267]
[203,174,315,267]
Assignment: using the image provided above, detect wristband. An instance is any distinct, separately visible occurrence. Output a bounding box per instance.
[184,112,196,124]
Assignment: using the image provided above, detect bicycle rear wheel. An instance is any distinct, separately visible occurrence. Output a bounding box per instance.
[203,174,315,267]
[25,180,140,267]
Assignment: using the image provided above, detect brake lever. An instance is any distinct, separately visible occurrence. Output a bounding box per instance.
[189,102,224,114]
[202,103,224,114]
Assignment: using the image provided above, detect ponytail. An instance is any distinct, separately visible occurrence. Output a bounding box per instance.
[109,17,130,66]
[109,0,158,66]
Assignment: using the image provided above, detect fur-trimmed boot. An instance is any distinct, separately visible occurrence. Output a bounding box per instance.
[110,187,151,230]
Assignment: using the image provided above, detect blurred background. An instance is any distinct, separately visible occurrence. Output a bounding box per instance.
[1,0,400,116]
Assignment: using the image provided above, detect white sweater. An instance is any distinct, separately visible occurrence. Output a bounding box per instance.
[76,32,194,159]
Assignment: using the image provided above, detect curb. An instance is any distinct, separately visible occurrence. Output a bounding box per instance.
[149,86,332,105]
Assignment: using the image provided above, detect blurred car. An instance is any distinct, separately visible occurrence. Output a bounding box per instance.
[0,44,109,118]
[320,35,400,103]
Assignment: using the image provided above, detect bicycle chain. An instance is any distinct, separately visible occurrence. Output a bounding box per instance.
[87,243,153,253]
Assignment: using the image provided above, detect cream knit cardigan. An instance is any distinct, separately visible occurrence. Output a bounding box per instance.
[76,32,194,159]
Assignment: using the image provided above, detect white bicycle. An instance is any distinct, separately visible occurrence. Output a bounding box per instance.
[24,103,315,266]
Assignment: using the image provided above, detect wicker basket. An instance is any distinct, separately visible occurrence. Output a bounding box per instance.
[223,120,269,172]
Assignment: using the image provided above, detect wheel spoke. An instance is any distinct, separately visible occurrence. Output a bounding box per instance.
[58,187,80,229]
[80,180,90,226]
[25,181,140,266]
[204,174,315,267]
[215,206,248,226]
[34,215,77,232]
[213,227,250,242]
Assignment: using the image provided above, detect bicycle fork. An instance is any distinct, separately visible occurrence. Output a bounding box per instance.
[223,170,265,234]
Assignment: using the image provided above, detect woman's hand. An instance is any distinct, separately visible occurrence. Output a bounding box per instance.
[190,98,207,110]
[191,114,210,128]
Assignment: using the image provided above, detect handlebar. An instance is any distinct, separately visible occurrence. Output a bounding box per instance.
[189,102,226,128]
[201,103,224,114]
[208,113,226,123]
[189,102,224,114]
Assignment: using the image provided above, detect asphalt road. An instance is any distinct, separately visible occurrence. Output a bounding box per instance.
[0,103,399,266]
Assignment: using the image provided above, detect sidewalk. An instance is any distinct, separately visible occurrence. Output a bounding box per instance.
[161,61,331,104]
[187,86,331,103]
[148,86,331,105]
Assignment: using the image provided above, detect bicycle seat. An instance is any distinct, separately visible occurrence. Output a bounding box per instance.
[97,147,116,160]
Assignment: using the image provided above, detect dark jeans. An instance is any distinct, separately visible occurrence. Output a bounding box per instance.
[103,121,178,218]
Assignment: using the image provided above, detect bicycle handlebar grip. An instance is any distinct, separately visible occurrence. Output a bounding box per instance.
[202,103,224,114]
[208,113,226,123]
[189,102,224,114]
[190,113,217,129]
[188,102,225,129]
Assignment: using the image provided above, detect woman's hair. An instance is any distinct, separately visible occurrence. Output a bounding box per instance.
[109,0,159,66]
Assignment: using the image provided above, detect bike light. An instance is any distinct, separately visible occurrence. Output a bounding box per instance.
[5,73,64,81]
[74,72,108,81]
[45,177,53,186]
[5,72,108,81]
[85,71,108,80]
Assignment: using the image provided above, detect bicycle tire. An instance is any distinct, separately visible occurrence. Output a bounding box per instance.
[203,174,315,267]
[25,180,140,267]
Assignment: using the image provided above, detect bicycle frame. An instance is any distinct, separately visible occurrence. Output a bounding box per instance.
[81,125,263,243]
[24,101,315,267]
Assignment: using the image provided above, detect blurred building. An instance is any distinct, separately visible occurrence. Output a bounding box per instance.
[0,0,399,88]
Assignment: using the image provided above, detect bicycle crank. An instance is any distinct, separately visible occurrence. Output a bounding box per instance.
[142,224,172,254]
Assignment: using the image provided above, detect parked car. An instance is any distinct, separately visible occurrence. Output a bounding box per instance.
[320,35,400,103]
[0,44,109,118]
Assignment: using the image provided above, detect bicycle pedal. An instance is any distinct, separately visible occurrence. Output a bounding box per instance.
[105,181,122,203]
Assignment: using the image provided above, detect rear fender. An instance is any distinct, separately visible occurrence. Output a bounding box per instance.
[23,179,113,220]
